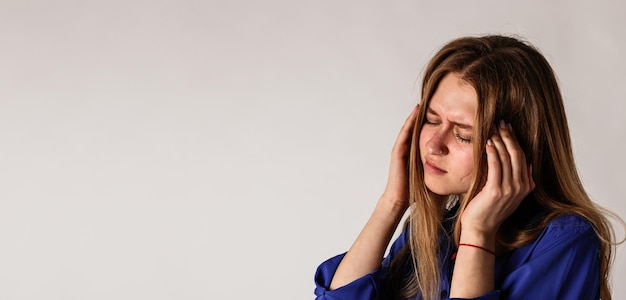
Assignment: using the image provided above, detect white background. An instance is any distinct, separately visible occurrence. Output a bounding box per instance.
[1,1,625,299]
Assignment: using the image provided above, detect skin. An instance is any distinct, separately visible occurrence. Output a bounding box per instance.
[420,73,476,196]
[330,73,534,297]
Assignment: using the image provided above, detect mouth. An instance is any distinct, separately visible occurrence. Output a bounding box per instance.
[424,159,447,174]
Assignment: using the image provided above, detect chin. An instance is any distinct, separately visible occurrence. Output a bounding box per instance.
[424,181,449,196]
[424,180,467,197]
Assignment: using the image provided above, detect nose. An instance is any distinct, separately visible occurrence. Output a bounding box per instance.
[426,129,448,155]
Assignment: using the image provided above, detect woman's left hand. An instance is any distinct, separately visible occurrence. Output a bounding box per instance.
[460,121,535,240]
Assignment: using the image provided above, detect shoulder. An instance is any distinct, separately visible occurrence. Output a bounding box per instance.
[544,214,593,230]
[526,214,598,257]
[496,214,602,298]
[543,214,595,237]
[500,214,600,273]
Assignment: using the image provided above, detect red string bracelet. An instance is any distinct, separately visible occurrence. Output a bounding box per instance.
[457,243,496,256]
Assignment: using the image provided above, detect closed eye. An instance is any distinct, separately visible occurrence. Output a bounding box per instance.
[424,118,439,125]
[454,132,471,143]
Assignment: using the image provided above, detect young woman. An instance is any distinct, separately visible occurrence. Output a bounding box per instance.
[314,35,619,299]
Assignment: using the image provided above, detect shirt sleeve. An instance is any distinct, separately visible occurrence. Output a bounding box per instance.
[498,215,601,299]
[313,229,409,300]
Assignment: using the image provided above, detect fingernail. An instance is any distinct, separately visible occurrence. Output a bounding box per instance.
[487,138,493,146]
[499,120,506,130]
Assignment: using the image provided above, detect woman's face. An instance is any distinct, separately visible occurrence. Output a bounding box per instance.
[419,73,477,196]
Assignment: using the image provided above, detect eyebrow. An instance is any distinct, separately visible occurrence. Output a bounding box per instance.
[426,108,474,130]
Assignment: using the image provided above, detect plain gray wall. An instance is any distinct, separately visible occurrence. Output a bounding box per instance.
[0,1,624,299]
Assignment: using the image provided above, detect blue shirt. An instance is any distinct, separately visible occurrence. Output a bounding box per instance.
[314,214,600,299]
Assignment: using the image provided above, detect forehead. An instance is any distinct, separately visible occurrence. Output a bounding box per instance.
[427,73,478,125]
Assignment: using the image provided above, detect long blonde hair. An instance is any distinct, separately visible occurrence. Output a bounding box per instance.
[391,35,619,299]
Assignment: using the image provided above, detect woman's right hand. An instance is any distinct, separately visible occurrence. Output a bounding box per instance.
[381,105,419,210]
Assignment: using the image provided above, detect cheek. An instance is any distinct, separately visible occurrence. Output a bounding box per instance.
[458,148,475,181]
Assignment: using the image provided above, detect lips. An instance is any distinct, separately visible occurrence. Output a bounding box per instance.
[424,159,447,174]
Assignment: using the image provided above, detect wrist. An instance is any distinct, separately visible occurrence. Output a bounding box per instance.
[459,229,496,251]
[378,194,408,211]
[375,195,408,219]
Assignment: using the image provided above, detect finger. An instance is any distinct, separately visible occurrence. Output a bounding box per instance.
[484,137,502,189]
[498,121,528,187]
[406,105,419,127]
[490,128,511,187]
[506,123,519,143]
[396,105,419,143]
[391,105,420,159]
